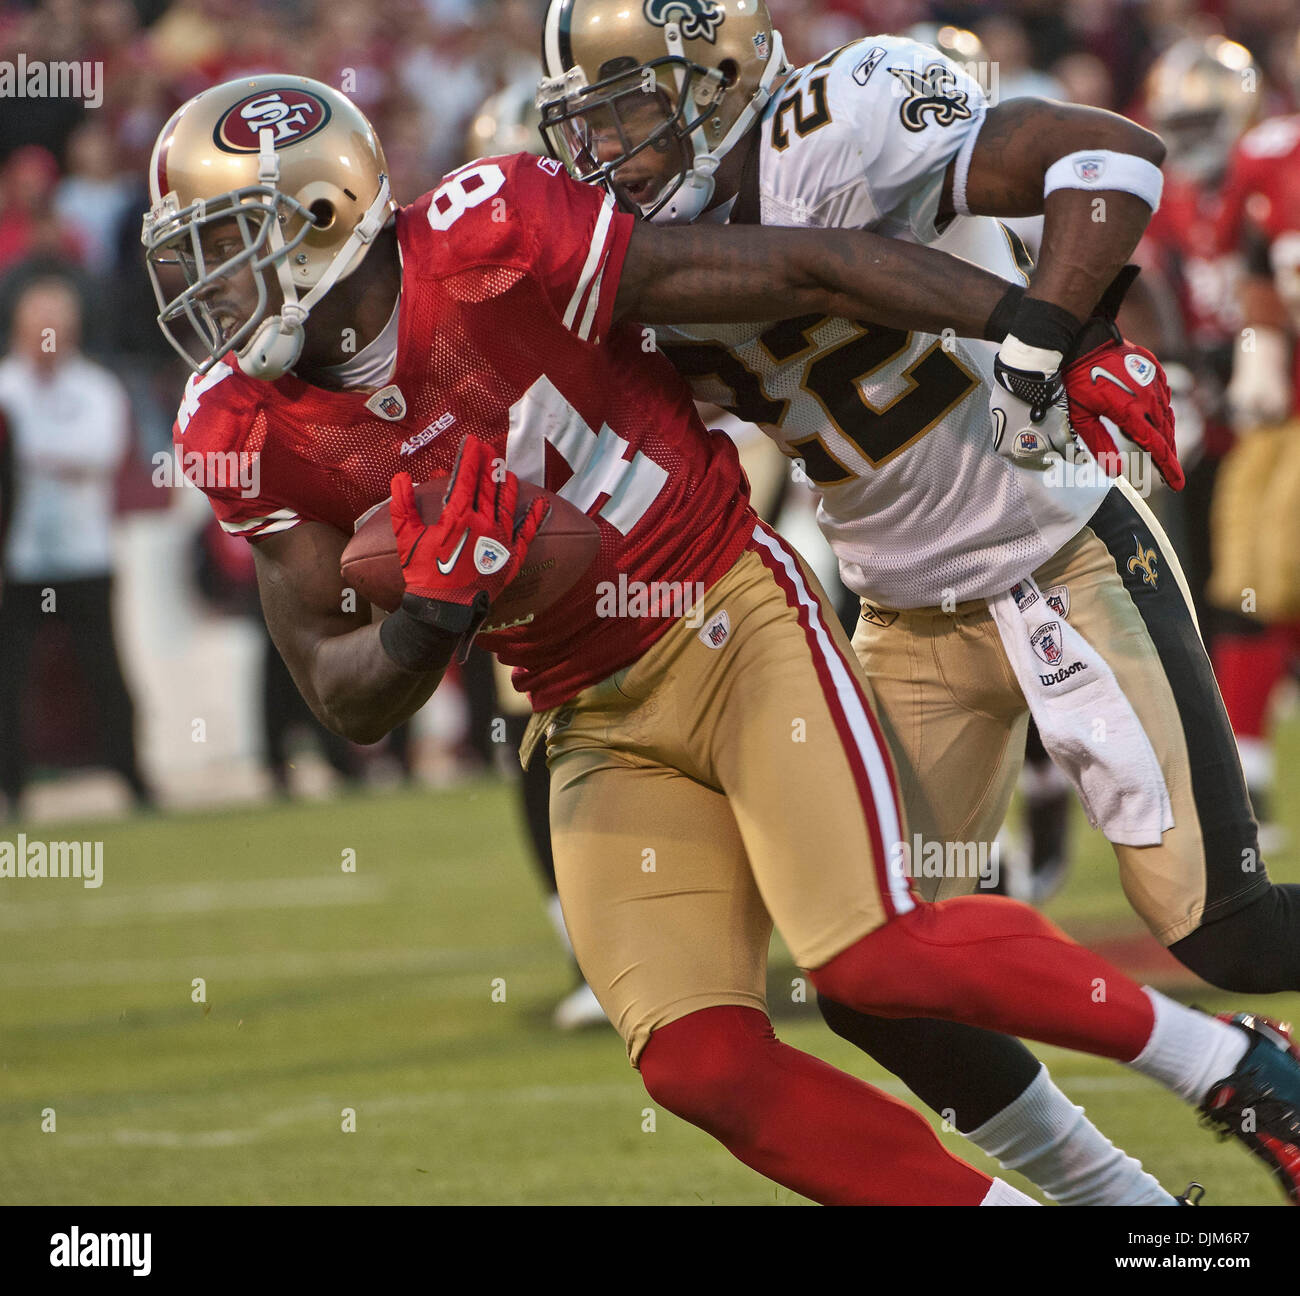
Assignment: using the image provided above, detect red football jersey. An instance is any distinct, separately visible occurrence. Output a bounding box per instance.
[1217,114,1300,407]
[1140,170,1240,351]
[174,153,755,710]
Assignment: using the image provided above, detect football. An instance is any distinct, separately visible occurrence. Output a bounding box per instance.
[340,476,600,632]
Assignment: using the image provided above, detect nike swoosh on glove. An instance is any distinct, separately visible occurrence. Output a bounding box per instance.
[1063,336,1182,490]
[390,437,548,644]
[1062,265,1183,491]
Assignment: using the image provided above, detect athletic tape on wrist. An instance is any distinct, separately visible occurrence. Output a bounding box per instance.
[1043,150,1164,211]
[984,284,1026,342]
[379,601,462,674]
[1008,295,1082,357]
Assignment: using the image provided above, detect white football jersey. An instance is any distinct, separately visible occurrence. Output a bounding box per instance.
[654,37,1110,608]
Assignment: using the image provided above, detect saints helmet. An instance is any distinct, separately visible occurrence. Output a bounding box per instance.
[466,76,547,162]
[537,0,786,223]
[141,75,395,379]
[1144,36,1260,182]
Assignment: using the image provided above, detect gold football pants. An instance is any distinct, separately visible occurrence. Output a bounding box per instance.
[853,481,1267,946]
[528,527,914,1063]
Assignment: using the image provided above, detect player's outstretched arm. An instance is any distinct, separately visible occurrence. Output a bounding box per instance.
[615,221,1020,340]
[253,521,450,744]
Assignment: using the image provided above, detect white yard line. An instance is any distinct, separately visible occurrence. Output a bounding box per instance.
[0,876,389,930]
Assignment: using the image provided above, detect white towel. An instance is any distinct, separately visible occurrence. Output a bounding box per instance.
[988,574,1173,847]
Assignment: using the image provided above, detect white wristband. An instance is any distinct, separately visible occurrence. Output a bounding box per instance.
[1044,150,1164,211]
[1000,335,1063,374]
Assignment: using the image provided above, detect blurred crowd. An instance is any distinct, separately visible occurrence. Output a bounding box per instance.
[1,0,1299,818]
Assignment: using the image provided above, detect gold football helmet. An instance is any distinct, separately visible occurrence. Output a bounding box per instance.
[141,75,395,378]
[466,75,547,163]
[1144,36,1260,182]
[537,0,786,223]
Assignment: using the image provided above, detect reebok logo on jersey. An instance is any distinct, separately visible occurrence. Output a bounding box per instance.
[436,528,468,575]
[474,536,510,575]
[853,46,887,85]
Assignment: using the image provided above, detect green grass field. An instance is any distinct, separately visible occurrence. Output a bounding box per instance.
[2,716,1299,1207]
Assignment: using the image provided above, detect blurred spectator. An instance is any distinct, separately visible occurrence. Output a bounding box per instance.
[975,14,1065,101]
[0,277,152,817]
[0,146,85,274]
[1052,50,1115,109]
[54,120,134,277]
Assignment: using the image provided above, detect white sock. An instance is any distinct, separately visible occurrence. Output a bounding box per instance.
[1126,988,1249,1104]
[980,1176,1039,1205]
[967,1064,1175,1205]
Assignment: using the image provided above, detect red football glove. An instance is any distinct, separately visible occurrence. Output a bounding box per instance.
[389,437,547,641]
[1057,266,1183,492]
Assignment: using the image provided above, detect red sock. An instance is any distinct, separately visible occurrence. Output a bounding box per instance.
[810,897,1155,1062]
[1213,632,1287,738]
[639,1006,993,1205]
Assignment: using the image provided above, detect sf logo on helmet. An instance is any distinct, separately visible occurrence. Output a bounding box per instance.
[642,0,725,44]
[215,90,332,152]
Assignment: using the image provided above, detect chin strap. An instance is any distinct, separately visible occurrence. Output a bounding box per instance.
[241,127,392,380]
[651,26,788,225]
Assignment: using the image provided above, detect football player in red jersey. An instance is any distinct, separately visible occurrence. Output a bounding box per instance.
[143,76,1300,1205]
[1138,36,1291,842]
[1205,51,1300,854]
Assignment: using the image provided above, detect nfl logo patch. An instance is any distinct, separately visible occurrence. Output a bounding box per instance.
[1031,621,1065,665]
[1074,157,1103,183]
[1125,353,1156,387]
[1044,584,1070,619]
[366,384,408,421]
[1010,581,1039,612]
[1015,431,1044,455]
[753,32,770,59]
[699,609,731,650]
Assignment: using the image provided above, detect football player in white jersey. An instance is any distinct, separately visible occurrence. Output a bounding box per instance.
[539,0,1300,1205]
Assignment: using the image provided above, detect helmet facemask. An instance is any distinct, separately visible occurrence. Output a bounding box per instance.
[143,184,316,374]
[142,109,392,381]
[540,57,726,221]
[540,23,784,224]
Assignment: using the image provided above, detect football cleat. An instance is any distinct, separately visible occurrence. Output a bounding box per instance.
[1199,1013,1300,1204]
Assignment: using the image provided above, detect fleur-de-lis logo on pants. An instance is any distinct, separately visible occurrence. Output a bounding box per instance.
[1127,535,1159,588]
